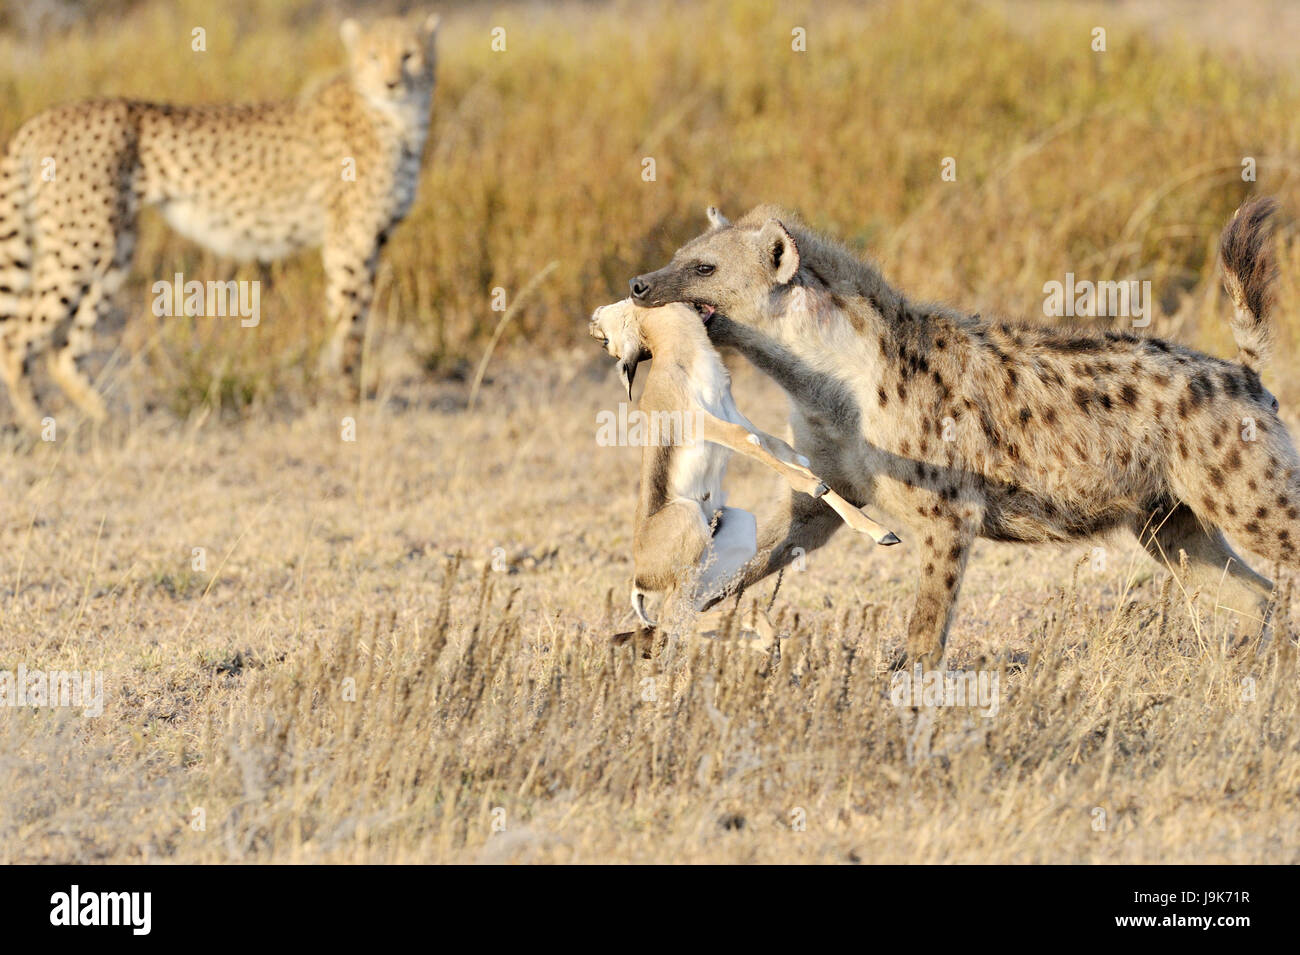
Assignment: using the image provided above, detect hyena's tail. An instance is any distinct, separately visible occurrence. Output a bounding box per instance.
[1219,196,1279,373]
[0,142,33,323]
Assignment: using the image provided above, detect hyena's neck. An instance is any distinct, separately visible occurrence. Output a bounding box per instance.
[767,280,907,391]
[754,277,984,439]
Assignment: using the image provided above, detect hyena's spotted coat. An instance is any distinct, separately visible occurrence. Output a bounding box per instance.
[630,199,1289,667]
[0,13,440,430]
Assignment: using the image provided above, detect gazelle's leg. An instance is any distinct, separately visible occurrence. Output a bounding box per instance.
[697,411,900,544]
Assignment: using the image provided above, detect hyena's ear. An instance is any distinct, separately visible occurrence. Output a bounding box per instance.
[706,206,731,230]
[758,218,800,285]
[340,18,362,51]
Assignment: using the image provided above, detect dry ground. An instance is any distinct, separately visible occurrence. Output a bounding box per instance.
[1,350,1298,863]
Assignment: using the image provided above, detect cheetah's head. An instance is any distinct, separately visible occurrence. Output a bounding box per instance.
[340,12,440,113]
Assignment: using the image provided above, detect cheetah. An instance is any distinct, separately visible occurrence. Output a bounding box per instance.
[629,198,1290,668]
[0,11,440,430]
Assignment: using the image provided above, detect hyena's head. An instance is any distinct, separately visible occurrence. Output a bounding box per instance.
[341,12,441,113]
[629,206,801,330]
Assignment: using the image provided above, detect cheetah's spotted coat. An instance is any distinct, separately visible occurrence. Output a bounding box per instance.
[0,12,440,429]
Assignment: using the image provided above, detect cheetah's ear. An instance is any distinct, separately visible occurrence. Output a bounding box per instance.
[339,18,362,51]
[421,13,441,44]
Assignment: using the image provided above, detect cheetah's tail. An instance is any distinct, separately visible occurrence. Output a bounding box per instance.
[1219,196,1280,373]
[0,145,32,322]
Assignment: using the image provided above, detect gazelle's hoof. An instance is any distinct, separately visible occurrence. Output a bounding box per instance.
[878,531,901,546]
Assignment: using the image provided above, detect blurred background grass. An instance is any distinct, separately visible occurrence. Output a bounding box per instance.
[1,0,1298,414]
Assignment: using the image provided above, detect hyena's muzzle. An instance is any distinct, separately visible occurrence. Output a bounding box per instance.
[629,270,717,321]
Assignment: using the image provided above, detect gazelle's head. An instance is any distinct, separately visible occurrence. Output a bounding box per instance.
[589,299,650,400]
[589,299,705,399]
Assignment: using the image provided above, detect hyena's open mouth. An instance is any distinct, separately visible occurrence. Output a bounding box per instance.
[691,302,717,322]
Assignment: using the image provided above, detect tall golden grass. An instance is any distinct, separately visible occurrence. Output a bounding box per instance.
[1,0,1298,412]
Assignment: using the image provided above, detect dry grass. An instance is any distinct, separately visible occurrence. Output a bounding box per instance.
[1,362,1298,863]
[1,0,1300,863]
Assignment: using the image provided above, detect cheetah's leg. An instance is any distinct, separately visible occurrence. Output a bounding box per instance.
[0,332,42,433]
[46,279,110,423]
[1132,499,1274,636]
[9,257,93,431]
[321,235,379,397]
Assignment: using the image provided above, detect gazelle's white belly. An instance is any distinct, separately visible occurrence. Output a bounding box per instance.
[665,354,748,513]
[667,440,728,515]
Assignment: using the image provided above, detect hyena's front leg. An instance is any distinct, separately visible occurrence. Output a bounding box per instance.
[321,230,380,395]
[904,511,976,670]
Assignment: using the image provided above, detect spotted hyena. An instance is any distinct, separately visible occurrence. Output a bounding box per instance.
[0,12,440,429]
[629,199,1289,667]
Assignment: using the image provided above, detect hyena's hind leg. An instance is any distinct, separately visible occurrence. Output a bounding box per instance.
[1132,498,1274,634]
[1166,423,1300,637]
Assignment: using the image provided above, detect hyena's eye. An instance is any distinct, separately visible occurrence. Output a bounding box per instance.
[694,263,715,276]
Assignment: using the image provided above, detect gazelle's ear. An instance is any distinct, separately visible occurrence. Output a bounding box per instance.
[339,18,362,51]
[706,206,731,230]
[758,218,800,285]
